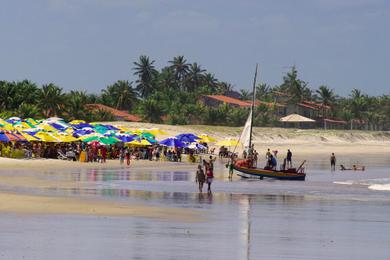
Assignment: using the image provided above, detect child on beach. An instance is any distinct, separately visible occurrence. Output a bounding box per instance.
[119,148,125,165]
[195,165,206,192]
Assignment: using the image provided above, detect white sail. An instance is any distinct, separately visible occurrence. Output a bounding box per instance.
[241,110,252,150]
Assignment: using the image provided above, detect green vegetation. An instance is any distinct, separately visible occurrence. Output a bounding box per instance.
[1,56,390,130]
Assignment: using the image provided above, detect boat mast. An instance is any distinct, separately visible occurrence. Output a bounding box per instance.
[248,64,258,150]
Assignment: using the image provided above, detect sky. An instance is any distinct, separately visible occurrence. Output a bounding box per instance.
[1,0,389,96]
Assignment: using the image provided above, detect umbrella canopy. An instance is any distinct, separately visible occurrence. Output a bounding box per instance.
[69,120,86,125]
[176,133,199,143]
[19,131,40,141]
[279,114,315,123]
[198,134,217,143]
[159,137,185,148]
[115,134,138,143]
[127,139,152,146]
[216,138,241,147]
[35,132,59,142]
[0,132,22,142]
[186,142,207,150]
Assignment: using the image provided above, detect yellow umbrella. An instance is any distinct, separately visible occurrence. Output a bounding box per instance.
[69,120,86,124]
[127,139,152,146]
[37,123,57,132]
[35,132,59,142]
[53,133,79,142]
[19,132,40,141]
[216,138,241,147]
[198,134,217,143]
[148,128,168,135]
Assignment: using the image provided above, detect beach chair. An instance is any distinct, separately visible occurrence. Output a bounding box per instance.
[57,150,67,160]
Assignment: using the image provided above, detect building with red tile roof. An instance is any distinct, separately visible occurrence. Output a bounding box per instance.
[199,95,252,108]
[85,104,141,122]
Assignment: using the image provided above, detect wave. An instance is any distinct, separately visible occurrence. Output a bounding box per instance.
[368,184,390,191]
[334,178,390,192]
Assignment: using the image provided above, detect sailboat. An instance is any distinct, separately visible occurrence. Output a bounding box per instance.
[233,65,306,181]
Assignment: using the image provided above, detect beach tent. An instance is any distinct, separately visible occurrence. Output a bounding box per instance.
[279,114,315,123]
[159,137,185,148]
[279,114,316,129]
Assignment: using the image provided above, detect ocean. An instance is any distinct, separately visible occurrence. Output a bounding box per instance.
[0,154,390,259]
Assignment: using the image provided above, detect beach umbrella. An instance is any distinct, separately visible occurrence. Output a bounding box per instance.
[35,132,59,142]
[127,139,152,146]
[176,133,199,143]
[84,136,120,145]
[0,132,25,142]
[216,138,241,147]
[25,118,39,126]
[115,134,138,143]
[147,128,168,135]
[186,142,207,150]
[198,134,217,143]
[72,123,94,129]
[69,120,86,125]
[19,131,40,141]
[159,137,185,148]
[46,117,64,122]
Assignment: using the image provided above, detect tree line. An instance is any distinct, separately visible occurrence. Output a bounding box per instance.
[1,55,389,130]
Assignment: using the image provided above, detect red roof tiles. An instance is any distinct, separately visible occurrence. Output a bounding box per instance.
[203,95,252,107]
[85,104,141,122]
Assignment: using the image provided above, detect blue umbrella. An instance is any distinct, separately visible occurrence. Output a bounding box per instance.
[176,133,200,143]
[159,137,185,148]
[116,134,138,143]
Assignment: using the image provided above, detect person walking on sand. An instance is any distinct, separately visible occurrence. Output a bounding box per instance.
[195,164,206,192]
[206,162,214,194]
[125,148,131,166]
[286,149,292,168]
[227,156,235,180]
[330,153,336,171]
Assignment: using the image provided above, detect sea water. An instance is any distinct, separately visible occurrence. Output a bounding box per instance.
[1,155,390,260]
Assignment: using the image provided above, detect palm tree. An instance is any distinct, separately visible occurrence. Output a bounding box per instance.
[239,89,252,100]
[169,56,190,86]
[17,103,40,118]
[65,91,88,120]
[316,86,336,126]
[202,73,219,94]
[138,98,163,123]
[133,55,158,98]
[101,80,137,110]
[185,63,205,92]
[216,82,234,95]
[37,83,66,117]
[280,66,311,103]
[256,83,272,101]
[349,88,367,126]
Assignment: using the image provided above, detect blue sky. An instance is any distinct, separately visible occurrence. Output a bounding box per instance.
[1,0,389,96]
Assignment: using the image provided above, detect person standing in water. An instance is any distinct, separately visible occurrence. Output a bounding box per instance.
[195,165,206,192]
[330,153,336,171]
[286,149,292,168]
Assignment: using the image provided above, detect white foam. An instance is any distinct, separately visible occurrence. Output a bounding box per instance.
[333,181,354,185]
[368,184,390,191]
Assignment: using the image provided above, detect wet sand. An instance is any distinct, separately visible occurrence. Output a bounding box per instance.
[1,149,390,259]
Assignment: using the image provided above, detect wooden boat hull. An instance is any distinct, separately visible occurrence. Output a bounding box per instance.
[233,165,306,181]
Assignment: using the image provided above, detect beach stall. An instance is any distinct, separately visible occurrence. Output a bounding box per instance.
[280,114,316,129]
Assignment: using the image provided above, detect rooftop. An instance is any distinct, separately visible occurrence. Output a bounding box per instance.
[85,104,141,122]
